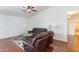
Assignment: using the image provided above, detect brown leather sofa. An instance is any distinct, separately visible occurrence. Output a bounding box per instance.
[32,32,52,51]
[28,28,48,38]
[23,31,54,52]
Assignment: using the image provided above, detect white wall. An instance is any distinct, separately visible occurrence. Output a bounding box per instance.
[27,6,79,42]
[0,14,27,39]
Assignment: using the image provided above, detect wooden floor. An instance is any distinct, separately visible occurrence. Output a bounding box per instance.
[0,35,25,52]
[0,35,75,52]
[46,39,75,52]
[0,39,24,52]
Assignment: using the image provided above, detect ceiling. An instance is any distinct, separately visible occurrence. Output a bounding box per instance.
[0,6,49,18]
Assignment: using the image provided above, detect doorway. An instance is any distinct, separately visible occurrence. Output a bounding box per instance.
[67,11,79,51]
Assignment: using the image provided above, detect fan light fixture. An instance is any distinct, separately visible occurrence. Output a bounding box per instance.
[22,6,37,13]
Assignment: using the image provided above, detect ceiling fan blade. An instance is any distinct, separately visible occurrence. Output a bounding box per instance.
[32,10,37,12]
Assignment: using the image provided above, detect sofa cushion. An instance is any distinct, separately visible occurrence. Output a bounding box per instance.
[32,32,48,46]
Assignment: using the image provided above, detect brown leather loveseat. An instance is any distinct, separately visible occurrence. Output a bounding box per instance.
[28,28,48,38]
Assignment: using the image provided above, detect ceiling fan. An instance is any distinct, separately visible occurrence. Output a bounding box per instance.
[22,6,37,13]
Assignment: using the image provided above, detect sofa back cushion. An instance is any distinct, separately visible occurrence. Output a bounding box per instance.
[33,28,47,33]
